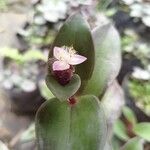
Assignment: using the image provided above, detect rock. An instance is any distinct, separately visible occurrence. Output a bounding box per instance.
[0,13,27,49]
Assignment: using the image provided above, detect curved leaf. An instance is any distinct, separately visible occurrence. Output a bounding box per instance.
[114,120,129,141]
[102,80,124,126]
[46,74,81,101]
[48,13,95,90]
[123,106,137,126]
[133,123,150,142]
[121,137,144,150]
[36,98,70,150]
[83,23,121,97]
[36,95,107,150]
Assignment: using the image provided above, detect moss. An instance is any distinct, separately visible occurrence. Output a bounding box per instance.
[128,79,150,116]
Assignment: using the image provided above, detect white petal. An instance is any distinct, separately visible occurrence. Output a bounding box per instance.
[52,60,70,71]
[53,46,70,61]
[53,47,63,60]
[68,54,87,65]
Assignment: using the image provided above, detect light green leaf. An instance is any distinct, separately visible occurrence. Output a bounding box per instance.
[0,47,22,62]
[133,123,150,142]
[123,106,137,126]
[121,137,144,150]
[114,120,129,141]
[97,0,112,10]
[39,80,55,100]
[46,74,81,101]
[23,50,47,62]
[20,123,35,142]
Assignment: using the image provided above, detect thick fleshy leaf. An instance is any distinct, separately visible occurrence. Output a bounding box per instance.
[101,81,125,140]
[83,23,121,97]
[133,123,150,141]
[102,81,124,126]
[112,137,121,150]
[48,13,95,89]
[46,74,81,101]
[36,95,107,150]
[114,120,129,141]
[121,137,144,150]
[123,106,137,126]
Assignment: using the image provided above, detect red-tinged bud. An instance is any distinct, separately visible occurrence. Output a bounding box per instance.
[52,66,74,85]
[68,96,77,106]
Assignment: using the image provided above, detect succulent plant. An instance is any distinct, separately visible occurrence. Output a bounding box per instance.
[122,0,150,27]
[35,13,121,150]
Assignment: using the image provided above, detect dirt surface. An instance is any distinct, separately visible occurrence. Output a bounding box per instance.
[0,90,36,149]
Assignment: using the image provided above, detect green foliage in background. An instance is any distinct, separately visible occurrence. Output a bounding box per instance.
[128,79,150,116]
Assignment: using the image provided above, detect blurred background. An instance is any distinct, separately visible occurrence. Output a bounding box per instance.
[0,0,149,149]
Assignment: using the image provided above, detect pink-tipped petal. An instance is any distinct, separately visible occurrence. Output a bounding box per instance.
[53,46,70,61]
[52,61,70,71]
[69,54,87,65]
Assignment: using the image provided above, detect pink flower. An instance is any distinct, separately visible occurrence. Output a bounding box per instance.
[52,46,87,71]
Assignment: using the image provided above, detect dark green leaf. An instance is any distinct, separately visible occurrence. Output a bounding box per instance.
[36,98,70,150]
[36,95,107,150]
[83,23,121,97]
[46,74,81,101]
[49,13,95,90]
[69,95,107,150]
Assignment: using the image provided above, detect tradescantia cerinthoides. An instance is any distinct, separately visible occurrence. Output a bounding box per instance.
[35,13,121,150]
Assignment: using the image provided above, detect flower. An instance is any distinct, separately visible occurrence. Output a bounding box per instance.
[52,46,87,71]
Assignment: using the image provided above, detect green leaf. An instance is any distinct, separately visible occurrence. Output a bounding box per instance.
[20,123,35,142]
[112,136,122,150]
[121,137,144,150]
[123,106,137,126]
[46,74,81,101]
[133,123,150,142]
[114,120,129,141]
[39,80,55,100]
[36,98,70,150]
[83,23,121,97]
[101,80,124,126]
[0,47,22,62]
[23,49,47,62]
[49,13,95,90]
[36,95,107,150]
[97,0,112,11]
